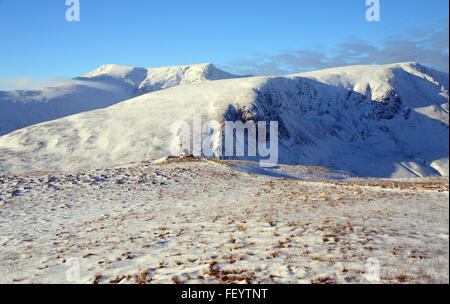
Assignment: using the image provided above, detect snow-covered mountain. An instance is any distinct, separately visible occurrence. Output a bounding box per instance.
[0,62,448,177]
[0,63,241,136]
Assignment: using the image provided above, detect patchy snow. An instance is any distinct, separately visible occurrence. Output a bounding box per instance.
[0,158,448,284]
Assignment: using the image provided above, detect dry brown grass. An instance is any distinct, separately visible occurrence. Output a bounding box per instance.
[171,276,182,284]
[93,273,102,284]
[311,276,334,284]
[109,275,126,284]
[203,261,256,283]
[134,269,152,284]
[327,179,449,192]
[311,256,325,262]
[237,224,247,232]
[395,273,410,283]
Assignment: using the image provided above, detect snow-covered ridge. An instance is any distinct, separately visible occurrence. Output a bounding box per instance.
[0,63,243,136]
[0,62,448,177]
[82,62,240,92]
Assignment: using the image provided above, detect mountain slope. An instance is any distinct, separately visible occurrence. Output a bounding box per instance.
[0,62,448,177]
[0,63,241,136]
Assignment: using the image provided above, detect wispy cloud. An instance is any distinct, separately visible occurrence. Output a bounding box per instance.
[0,76,74,91]
[0,76,125,92]
[222,20,449,76]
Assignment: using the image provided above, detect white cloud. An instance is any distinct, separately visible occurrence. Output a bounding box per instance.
[0,76,73,91]
[222,20,449,76]
[0,76,124,92]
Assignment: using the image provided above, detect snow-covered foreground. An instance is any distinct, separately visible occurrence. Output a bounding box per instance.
[0,157,448,284]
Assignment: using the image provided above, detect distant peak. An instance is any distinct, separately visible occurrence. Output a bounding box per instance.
[192,62,214,68]
[393,62,423,69]
[82,62,246,83]
[83,64,144,78]
[392,62,449,79]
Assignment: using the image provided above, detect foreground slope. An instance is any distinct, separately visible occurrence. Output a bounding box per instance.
[0,62,448,177]
[0,63,240,136]
[0,158,448,283]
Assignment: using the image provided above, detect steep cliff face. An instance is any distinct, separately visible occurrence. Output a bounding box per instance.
[224,63,448,176]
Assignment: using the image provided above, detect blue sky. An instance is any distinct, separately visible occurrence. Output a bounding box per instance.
[0,0,448,90]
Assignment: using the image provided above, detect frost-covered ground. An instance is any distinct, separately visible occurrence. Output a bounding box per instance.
[0,157,448,284]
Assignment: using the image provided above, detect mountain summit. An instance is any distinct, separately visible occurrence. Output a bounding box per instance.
[0,62,448,177]
[0,63,242,136]
[82,62,240,92]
